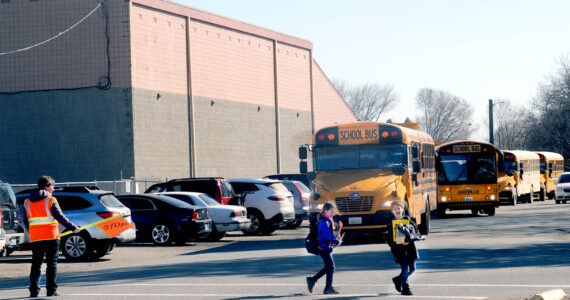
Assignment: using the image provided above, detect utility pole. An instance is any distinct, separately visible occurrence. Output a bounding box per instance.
[489,99,494,145]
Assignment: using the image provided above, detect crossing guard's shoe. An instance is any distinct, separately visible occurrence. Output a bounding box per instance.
[47,291,60,297]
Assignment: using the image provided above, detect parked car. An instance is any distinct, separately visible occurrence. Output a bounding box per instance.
[228,178,295,235]
[555,172,570,204]
[116,194,212,245]
[263,174,311,190]
[281,180,310,228]
[156,192,249,241]
[145,177,237,205]
[15,186,136,260]
[0,182,25,257]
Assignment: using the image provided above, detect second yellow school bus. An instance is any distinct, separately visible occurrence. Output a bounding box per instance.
[306,121,436,236]
[536,151,565,200]
[498,150,541,205]
[435,141,500,216]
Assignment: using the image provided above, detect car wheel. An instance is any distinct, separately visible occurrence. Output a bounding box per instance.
[90,242,113,260]
[151,224,174,245]
[242,211,264,235]
[261,225,277,235]
[62,233,91,260]
[208,227,226,241]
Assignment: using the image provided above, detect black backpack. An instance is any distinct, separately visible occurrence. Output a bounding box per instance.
[304,215,320,255]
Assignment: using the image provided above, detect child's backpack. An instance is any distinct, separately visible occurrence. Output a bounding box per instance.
[304,215,320,255]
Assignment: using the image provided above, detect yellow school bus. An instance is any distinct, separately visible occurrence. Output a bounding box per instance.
[302,121,436,236]
[498,150,541,205]
[435,141,500,216]
[536,152,565,200]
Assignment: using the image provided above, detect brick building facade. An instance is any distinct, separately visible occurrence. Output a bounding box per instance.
[0,0,356,183]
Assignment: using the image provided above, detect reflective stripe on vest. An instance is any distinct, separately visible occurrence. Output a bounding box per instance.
[25,196,60,242]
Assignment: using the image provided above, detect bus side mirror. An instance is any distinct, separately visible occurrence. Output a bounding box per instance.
[549,168,553,177]
[392,165,406,176]
[299,146,307,160]
[412,147,419,159]
[300,161,308,174]
[412,161,421,173]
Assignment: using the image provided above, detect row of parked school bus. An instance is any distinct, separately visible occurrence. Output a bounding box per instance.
[299,121,566,238]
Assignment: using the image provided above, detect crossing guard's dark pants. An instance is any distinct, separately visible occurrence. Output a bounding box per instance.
[29,239,60,295]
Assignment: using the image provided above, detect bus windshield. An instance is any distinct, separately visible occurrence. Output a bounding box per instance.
[438,153,497,184]
[314,144,407,172]
[500,159,517,173]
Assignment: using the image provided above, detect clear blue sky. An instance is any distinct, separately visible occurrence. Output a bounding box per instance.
[181,0,570,138]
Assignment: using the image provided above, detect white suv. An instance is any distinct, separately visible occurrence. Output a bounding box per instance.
[555,172,570,204]
[229,178,295,235]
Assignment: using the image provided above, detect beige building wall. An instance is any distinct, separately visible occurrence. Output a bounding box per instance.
[312,60,358,131]
[129,4,190,180]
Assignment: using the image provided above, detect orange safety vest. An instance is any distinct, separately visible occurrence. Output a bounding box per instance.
[24,196,60,242]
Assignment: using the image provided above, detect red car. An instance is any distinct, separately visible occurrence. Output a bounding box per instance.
[145,177,237,205]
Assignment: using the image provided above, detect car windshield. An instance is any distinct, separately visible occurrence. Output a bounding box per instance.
[0,185,17,207]
[559,175,570,184]
[100,194,125,208]
[265,183,290,193]
[438,153,497,184]
[198,194,220,206]
[314,144,407,171]
[157,196,195,209]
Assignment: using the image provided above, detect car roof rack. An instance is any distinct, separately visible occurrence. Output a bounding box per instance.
[16,186,101,194]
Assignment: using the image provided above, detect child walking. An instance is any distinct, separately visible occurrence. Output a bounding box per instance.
[306,202,342,295]
[388,200,419,296]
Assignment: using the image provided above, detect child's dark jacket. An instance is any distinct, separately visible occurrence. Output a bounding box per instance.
[387,216,419,263]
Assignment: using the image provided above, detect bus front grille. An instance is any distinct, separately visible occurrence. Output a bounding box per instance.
[335,196,374,213]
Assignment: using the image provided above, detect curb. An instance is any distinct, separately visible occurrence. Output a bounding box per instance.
[530,289,567,300]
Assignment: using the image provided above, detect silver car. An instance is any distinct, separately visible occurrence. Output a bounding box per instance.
[281,180,310,228]
[157,192,249,241]
[16,186,136,260]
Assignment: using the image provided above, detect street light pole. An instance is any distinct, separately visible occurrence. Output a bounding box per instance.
[489,99,494,145]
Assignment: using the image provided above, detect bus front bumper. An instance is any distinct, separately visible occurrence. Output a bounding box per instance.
[438,201,500,211]
[309,211,392,233]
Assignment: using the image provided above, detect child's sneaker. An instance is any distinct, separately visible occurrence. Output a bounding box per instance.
[401,287,413,296]
[306,277,315,293]
[323,287,340,294]
[392,276,402,292]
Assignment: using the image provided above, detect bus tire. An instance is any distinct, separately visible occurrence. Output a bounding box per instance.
[419,201,430,235]
[437,207,445,217]
[539,187,546,201]
[527,190,534,203]
[486,207,495,216]
[555,200,561,204]
[510,188,518,206]
[471,209,478,216]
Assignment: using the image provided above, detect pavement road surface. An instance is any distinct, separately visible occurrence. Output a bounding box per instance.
[1,201,569,299]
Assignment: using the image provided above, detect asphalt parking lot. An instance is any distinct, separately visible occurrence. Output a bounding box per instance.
[1,201,569,299]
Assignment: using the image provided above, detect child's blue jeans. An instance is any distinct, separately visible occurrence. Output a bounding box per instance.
[399,257,416,288]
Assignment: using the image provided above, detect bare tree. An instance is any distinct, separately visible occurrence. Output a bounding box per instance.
[332,79,399,121]
[415,88,474,144]
[490,100,527,150]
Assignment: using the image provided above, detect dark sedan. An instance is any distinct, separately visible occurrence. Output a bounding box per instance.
[116,194,211,245]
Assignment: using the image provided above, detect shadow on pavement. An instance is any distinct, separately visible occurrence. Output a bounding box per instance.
[2,242,569,291]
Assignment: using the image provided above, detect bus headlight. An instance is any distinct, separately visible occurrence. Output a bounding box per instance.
[502,186,511,191]
[441,196,448,202]
[310,203,324,210]
[381,201,393,208]
[490,195,496,200]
